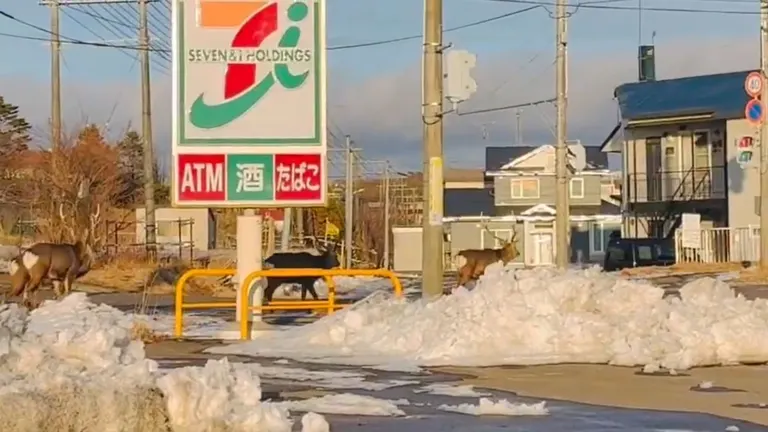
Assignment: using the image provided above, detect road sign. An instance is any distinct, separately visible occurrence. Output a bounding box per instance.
[745,72,764,98]
[172,0,327,207]
[746,99,764,126]
[175,153,325,206]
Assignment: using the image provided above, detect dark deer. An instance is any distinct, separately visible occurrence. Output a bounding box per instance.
[8,204,99,308]
[454,225,519,289]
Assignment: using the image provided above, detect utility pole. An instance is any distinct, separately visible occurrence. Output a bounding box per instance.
[344,135,354,268]
[50,0,61,149]
[760,0,768,267]
[422,0,444,298]
[280,208,292,251]
[296,208,304,244]
[383,161,391,269]
[515,109,522,145]
[554,0,570,268]
[139,0,157,260]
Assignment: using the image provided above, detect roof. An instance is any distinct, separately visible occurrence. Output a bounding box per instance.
[615,70,754,122]
[444,188,494,217]
[484,146,537,172]
[486,144,608,173]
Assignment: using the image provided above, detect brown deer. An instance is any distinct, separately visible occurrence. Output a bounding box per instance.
[453,225,520,289]
[8,203,100,308]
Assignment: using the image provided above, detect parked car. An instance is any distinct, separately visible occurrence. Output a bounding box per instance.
[603,237,676,272]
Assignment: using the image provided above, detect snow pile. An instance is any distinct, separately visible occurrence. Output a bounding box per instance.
[277,393,406,416]
[211,265,768,370]
[438,399,549,416]
[0,244,20,274]
[157,358,292,431]
[0,293,325,432]
[415,383,491,397]
[272,275,396,300]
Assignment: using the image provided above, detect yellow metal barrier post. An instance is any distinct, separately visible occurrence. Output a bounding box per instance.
[174,268,236,338]
[239,269,403,339]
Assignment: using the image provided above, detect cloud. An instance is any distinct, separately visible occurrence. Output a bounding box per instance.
[0,35,758,171]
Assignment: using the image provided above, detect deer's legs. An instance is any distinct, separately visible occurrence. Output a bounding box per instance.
[52,280,63,298]
[456,268,472,289]
[63,274,75,297]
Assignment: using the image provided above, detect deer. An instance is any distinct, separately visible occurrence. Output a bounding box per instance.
[8,203,100,308]
[453,225,520,290]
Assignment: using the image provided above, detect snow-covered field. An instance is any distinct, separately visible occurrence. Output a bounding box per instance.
[0,293,327,431]
[0,291,548,431]
[211,264,768,372]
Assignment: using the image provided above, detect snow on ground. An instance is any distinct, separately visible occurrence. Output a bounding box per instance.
[438,399,549,416]
[270,276,403,300]
[275,393,407,416]
[210,264,768,371]
[415,383,491,397]
[0,293,327,431]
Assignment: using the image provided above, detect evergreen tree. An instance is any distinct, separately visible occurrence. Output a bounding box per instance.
[0,96,31,155]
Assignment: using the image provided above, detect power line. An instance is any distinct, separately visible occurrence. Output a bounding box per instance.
[483,0,759,15]
[329,6,541,50]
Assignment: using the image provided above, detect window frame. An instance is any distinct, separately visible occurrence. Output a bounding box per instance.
[509,178,540,199]
[570,177,585,199]
[590,222,607,254]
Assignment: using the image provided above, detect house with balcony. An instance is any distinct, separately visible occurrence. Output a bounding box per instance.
[601,70,753,241]
[442,143,622,268]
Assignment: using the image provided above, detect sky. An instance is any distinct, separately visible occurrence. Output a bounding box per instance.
[0,0,761,172]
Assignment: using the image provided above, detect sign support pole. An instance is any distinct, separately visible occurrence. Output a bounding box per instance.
[761,0,768,268]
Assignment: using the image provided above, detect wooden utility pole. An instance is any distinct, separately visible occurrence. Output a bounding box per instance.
[139,0,157,260]
[761,0,768,267]
[50,0,61,149]
[421,0,444,298]
[383,160,391,269]
[554,0,570,268]
[344,135,354,268]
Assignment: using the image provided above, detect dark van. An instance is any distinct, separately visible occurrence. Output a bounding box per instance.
[603,237,676,272]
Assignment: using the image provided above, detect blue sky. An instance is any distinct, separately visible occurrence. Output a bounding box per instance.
[0,0,761,169]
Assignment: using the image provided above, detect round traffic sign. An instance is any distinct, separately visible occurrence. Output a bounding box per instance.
[746,72,764,97]
[746,99,764,125]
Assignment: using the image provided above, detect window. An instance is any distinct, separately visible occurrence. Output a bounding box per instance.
[693,130,711,168]
[510,178,539,199]
[636,245,653,260]
[570,178,585,198]
[481,229,515,249]
[590,223,618,254]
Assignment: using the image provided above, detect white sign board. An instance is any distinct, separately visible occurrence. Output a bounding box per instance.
[680,213,701,249]
[171,0,327,207]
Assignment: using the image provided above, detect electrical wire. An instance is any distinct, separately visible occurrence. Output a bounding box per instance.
[481,0,758,15]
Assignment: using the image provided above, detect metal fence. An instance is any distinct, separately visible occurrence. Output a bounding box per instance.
[105,218,195,262]
[674,227,759,264]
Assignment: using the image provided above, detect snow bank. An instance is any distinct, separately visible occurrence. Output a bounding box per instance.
[438,399,549,416]
[0,293,324,431]
[210,265,768,371]
[276,393,406,416]
[415,383,490,397]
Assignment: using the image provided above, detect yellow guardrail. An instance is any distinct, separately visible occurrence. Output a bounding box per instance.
[174,268,236,338]
[239,268,403,340]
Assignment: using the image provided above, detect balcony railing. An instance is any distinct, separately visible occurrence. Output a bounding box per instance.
[626,167,726,203]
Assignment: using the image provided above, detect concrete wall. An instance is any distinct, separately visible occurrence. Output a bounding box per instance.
[726,118,759,228]
[135,207,215,250]
[493,175,603,207]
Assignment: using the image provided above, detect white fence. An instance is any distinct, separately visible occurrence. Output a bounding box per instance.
[674,227,760,264]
